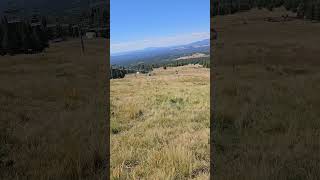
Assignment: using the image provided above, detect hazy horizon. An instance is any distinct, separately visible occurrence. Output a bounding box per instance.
[111,33,210,55]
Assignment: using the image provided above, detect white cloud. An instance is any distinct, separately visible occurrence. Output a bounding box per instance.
[111,31,209,54]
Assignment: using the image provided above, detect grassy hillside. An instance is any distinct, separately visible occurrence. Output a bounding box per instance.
[0,38,108,179]
[111,65,210,179]
[213,7,320,179]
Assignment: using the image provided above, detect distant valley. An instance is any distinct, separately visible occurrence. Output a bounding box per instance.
[111,39,210,66]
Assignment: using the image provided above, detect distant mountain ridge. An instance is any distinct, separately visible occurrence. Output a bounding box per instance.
[111,39,210,66]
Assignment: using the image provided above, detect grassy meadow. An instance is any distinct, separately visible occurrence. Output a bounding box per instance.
[111,65,210,179]
[213,7,320,179]
[0,38,108,179]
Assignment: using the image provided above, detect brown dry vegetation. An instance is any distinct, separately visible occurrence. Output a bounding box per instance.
[0,38,108,179]
[212,7,320,180]
[111,65,210,179]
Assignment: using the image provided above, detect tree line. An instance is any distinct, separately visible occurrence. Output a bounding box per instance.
[135,57,211,70]
[110,65,141,79]
[0,16,49,56]
[211,0,320,20]
[110,56,211,79]
[163,57,210,68]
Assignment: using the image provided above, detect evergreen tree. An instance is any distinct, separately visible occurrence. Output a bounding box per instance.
[56,25,63,39]
[40,17,49,48]
[7,21,19,55]
[21,22,31,53]
[31,27,42,53]
[0,22,3,56]
[1,17,9,55]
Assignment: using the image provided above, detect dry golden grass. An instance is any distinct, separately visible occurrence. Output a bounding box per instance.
[111,65,210,179]
[213,7,320,180]
[0,38,108,179]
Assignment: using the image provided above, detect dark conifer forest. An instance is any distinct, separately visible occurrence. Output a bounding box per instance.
[212,0,320,20]
[0,17,49,56]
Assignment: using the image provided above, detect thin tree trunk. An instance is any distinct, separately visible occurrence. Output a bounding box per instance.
[79,26,85,54]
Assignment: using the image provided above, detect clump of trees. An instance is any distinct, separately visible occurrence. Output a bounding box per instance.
[163,57,210,68]
[128,63,154,73]
[211,0,252,16]
[110,66,126,79]
[110,65,140,79]
[139,64,153,73]
[0,16,49,56]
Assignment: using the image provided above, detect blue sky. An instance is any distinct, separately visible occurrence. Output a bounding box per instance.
[111,0,210,54]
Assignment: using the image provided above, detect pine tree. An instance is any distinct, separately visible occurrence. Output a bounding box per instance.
[40,17,49,48]
[56,25,63,39]
[16,22,24,54]
[7,21,18,55]
[20,22,30,53]
[0,22,3,56]
[1,17,9,55]
[31,27,42,53]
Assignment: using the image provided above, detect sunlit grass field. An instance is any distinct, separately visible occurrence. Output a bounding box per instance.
[111,65,210,179]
